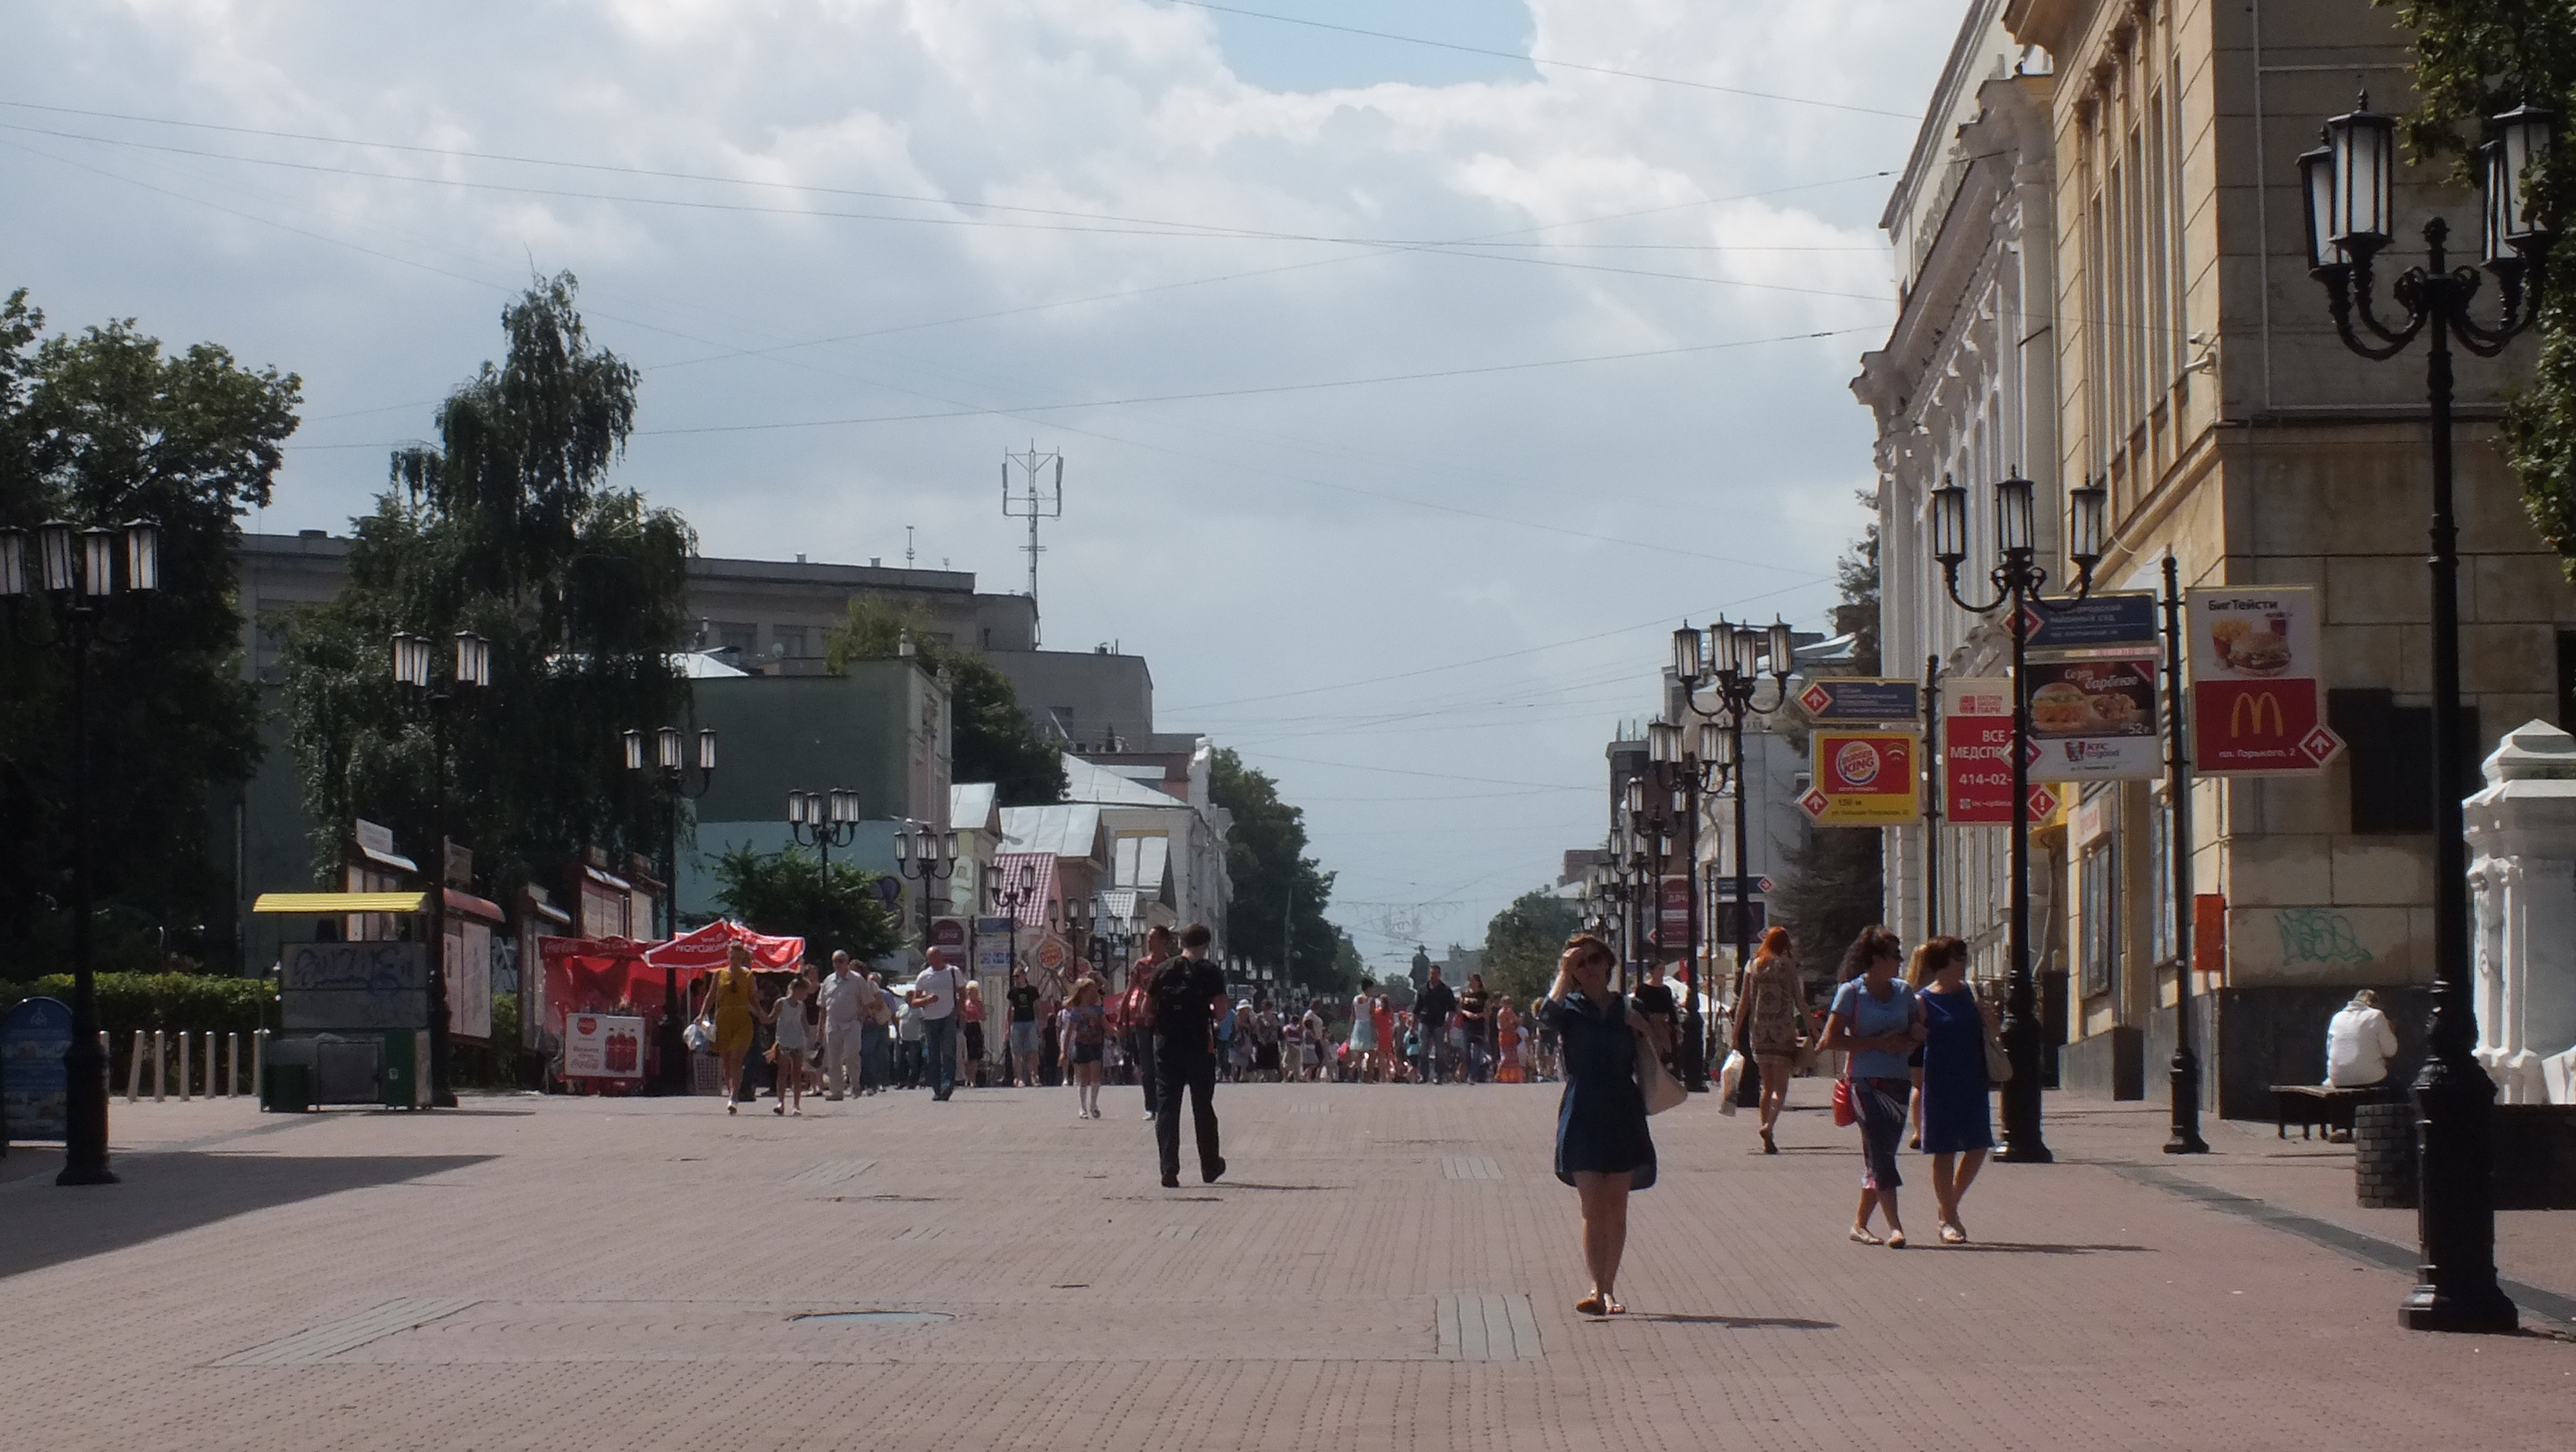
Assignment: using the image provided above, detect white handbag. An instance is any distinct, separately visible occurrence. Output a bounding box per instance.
[1636,1036,1688,1116]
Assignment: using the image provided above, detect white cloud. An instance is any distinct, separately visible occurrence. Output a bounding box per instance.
[2,0,1961,966]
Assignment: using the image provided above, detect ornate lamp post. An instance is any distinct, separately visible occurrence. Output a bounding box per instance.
[893,818,959,943]
[625,723,714,1093]
[2,517,158,1184]
[788,787,859,868]
[2298,95,2555,1334]
[1672,618,1795,1061]
[393,626,491,1110]
[1646,715,1732,1090]
[1930,469,2106,1163]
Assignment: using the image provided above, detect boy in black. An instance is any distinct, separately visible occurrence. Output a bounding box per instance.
[1149,923,1231,1187]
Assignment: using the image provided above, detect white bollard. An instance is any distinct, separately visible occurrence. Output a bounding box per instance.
[179,1031,193,1102]
[253,1029,268,1106]
[127,1031,144,1102]
[152,1029,165,1102]
[227,1032,240,1098]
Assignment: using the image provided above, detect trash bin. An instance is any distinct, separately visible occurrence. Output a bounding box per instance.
[261,1061,314,1113]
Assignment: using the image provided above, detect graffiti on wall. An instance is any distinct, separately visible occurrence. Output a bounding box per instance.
[2275,908,2374,965]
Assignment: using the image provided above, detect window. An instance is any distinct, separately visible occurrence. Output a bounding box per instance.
[773,626,807,658]
[713,623,756,660]
[2328,690,2484,835]
[2080,837,2117,997]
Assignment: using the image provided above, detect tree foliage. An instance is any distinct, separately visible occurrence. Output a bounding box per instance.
[1480,887,1582,1003]
[825,596,1067,806]
[1774,512,1885,968]
[1208,747,1343,990]
[707,844,900,963]
[0,289,301,971]
[282,275,693,904]
[2377,2,2576,574]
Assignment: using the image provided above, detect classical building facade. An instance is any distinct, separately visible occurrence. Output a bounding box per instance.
[1865,0,2576,1113]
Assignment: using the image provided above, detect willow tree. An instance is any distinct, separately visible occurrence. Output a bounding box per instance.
[283,274,693,897]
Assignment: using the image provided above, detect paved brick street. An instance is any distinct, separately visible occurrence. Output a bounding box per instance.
[3,1083,2570,1451]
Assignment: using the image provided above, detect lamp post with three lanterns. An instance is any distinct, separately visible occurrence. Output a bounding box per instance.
[391,625,492,1110]
[1643,714,1734,1091]
[1670,618,1796,1079]
[787,788,859,869]
[893,818,959,945]
[0,516,159,1184]
[624,723,715,1094]
[2296,93,2555,1334]
[1927,468,2106,1164]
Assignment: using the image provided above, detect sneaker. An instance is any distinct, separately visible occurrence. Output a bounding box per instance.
[1160,1173,1180,1188]
[1203,1157,1227,1184]
[1143,1110,1156,1121]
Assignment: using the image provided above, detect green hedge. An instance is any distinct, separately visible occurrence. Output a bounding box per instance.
[1,972,275,1041]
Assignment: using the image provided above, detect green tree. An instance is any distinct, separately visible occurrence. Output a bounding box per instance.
[1208,747,1342,989]
[1480,887,1582,1002]
[708,844,900,962]
[825,597,1066,806]
[2376,2,2576,574]
[1774,512,1886,971]
[282,274,693,905]
[0,289,301,973]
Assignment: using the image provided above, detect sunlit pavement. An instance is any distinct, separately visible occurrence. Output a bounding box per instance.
[2,1082,2570,1450]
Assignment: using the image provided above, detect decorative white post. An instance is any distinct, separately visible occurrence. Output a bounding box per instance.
[2463,720,2576,1104]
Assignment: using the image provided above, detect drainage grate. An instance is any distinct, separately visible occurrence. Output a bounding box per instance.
[1435,1293,1542,1361]
[791,1310,954,1327]
[1440,1155,1503,1182]
[212,1297,477,1368]
[788,1159,874,1186]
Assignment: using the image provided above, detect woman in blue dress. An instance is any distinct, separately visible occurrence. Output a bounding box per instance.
[1538,934,1659,1316]
[1913,934,1994,1243]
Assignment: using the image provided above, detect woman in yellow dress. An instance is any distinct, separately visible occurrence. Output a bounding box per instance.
[705,941,760,1113]
[1494,1000,1524,1083]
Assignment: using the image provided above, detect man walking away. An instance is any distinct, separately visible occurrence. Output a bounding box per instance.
[1151,923,1230,1188]
[1415,965,1457,1084]
[908,948,969,1101]
[819,952,871,1101]
[1125,925,1174,1119]
[1005,967,1043,1087]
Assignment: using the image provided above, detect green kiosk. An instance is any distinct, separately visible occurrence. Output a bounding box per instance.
[253,892,434,1110]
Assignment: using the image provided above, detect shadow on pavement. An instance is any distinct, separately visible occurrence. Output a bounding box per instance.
[0,1152,492,1282]
[1629,1313,1839,1330]
[1941,1241,2153,1255]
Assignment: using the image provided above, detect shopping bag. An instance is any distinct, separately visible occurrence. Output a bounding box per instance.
[1715,1050,1746,1117]
[1832,1076,1857,1128]
[1636,1037,1688,1116]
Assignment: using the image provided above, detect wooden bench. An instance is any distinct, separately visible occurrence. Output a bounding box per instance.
[2271,1083,2382,1140]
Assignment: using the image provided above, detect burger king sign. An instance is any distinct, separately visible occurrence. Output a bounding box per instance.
[1803,730,1923,825]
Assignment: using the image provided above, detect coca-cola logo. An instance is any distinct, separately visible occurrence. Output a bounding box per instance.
[575,1016,597,1035]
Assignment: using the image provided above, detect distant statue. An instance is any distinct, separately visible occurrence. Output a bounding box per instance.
[1410,945,1433,989]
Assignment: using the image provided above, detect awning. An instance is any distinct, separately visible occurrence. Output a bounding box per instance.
[444,887,506,923]
[642,919,805,972]
[253,891,431,915]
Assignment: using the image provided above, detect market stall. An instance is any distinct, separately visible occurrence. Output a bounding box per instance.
[535,920,804,1094]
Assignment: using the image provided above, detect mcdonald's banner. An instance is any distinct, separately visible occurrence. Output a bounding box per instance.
[2187,586,2345,774]
[1800,730,1923,825]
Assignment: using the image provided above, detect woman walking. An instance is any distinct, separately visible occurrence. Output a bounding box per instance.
[1818,926,1922,1247]
[1493,998,1523,1083]
[1065,977,1109,1118]
[703,941,761,1113]
[1913,935,1994,1242]
[767,973,814,1116]
[1737,926,1807,1154]
[1541,934,1657,1316]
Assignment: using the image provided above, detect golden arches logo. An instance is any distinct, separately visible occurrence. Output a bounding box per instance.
[2230,691,2285,738]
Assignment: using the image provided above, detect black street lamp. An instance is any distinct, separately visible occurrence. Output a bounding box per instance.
[2299,94,2555,1334]
[1,516,158,1184]
[1646,715,1732,1091]
[788,787,859,868]
[1672,618,1795,1076]
[624,723,715,1095]
[1930,470,2106,1164]
[392,626,491,1110]
[894,818,959,943]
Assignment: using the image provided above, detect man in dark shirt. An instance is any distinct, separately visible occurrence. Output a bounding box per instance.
[1413,965,1457,1084]
[1149,922,1230,1188]
[1455,974,1490,1083]
[1004,967,1042,1087]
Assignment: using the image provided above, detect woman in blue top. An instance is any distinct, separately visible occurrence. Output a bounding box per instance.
[1539,933,1660,1316]
[1819,926,1924,1247]
[1911,934,1994,1242]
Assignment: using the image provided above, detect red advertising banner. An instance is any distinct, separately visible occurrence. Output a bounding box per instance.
[1940,678,2015,824]
[2187,586,2345,774]
[1657,876,1692,938]
[1800,730,1923,825]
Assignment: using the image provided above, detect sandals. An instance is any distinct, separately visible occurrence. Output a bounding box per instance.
[1848,1227,1884,1246]
[1939,1222,1968,1244]
[1575,1294,1608,1316]
[1759,1128,1777,1154]
[1886,1230,1909,1249]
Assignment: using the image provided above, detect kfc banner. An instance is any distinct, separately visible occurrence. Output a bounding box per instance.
[2187,586,2344,775]
[2026,656,2163,781]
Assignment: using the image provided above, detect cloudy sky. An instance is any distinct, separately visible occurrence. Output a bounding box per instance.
[2,0,1960,971]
